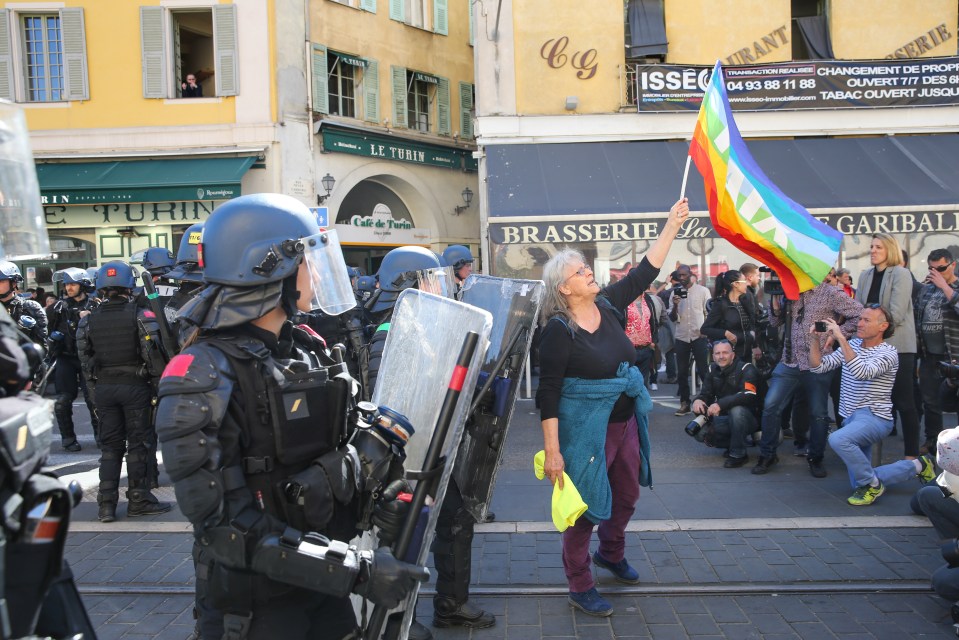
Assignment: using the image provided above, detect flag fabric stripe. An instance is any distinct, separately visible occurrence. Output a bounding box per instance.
[690,62,842,299]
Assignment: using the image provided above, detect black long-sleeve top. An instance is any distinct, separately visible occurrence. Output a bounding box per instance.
[537,258,660,423]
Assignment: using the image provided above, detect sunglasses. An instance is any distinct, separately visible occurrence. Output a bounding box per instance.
[931,262,955,273]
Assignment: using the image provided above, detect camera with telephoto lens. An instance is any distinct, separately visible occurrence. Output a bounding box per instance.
[939,361,959,380]
[684,414,711,442]
[760,266,785,297]
[671,286,688,299]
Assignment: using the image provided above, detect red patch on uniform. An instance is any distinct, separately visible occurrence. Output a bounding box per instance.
[162,354,194,378]
[106,268,117,277]
[143,310,156,318]
[744,382,757,393]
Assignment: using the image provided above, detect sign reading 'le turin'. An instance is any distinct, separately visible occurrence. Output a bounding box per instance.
[634,55,959,112]
[490,210,959,244]
[321,126,478,172]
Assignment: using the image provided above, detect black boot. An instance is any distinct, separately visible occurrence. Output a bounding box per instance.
[126,489,173,517]
[432,597,495,629]
[97,490,118,523]
[408,619,432,640]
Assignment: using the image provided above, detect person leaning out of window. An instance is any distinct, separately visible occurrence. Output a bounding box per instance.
[181,74,202,97]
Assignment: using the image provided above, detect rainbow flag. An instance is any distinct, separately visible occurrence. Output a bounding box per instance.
[689,62,842,300]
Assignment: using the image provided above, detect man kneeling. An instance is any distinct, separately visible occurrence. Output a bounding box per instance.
[690,339,759,468]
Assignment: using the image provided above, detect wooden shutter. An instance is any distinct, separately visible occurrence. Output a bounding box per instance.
[436,76,450,135]
[140,6,167,98]
[360,0,377,12]
[60,8,89,101]
[433,0,448,35]
[389,0,405,22]
[213,4,238,96]
[363,58,379,122]
[459,81,473,139]
[391,65,407,128]
[0,10,12,101]
[311,44,328,114]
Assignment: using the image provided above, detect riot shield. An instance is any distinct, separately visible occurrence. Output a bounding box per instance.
[369,289,491,640]
[454,275,544,521]
[0,100,50,261]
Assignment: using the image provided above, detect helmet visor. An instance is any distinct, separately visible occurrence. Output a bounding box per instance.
[416,266,457,299]
[301,229,356,316]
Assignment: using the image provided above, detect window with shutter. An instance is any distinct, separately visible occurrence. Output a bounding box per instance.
[140,6,167,98]
[363,59,379,122]
[436,76,450,135]
[213,5,238,96]
[311,44,328,114]
[433,0,447,35]
[458,81,473,139]
[0,10,14,101]
[359,0,377,12]
[391,65,407,127]
[60,8,89,101]
[389,0,405,22]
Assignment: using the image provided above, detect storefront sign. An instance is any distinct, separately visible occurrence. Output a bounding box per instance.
[724,25,788,66]
[633,56,959,111]
[322,126,478,171]
[490,209,959,244]
[334,223,430,246]
[43,201,221,227]
[886,23,953,59]
[539,36,599,80]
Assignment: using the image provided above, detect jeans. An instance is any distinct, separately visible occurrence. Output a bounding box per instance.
[710,406,757,459]
[675,337,708,403]
[915,484,959,539]
[562,417,640,593]
[920,354,947,443]
[760,363,834,460]
[827,407,893,488]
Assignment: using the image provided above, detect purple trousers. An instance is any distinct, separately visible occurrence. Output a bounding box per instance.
[561,416,640,592]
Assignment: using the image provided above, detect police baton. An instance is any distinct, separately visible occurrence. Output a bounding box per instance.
[35,358,56,396]
[364,331,480,640]
[140,272,177,361]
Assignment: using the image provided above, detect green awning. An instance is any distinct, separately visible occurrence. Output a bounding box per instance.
[37,157,256,205]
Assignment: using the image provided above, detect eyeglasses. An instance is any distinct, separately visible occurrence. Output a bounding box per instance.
[931,262,955,273]
[564,265,592,282]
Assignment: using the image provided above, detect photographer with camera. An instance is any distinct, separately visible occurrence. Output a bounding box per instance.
[688,339,759,468]
[668,264,711,415]
[915,249,959,455]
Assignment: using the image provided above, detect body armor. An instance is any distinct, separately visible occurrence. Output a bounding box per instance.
[86,300,143,382]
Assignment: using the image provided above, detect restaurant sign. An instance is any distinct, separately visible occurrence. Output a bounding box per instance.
[322,126,478,172]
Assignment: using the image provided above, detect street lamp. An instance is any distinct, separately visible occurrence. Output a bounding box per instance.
[454,187,473,215]
[317,173,336,204]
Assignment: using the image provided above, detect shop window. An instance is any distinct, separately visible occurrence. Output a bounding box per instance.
[791,0,833,60]
[389,0,448,35]
[311,45,379,123]
[140,4,238,99]
[0,7,88,103]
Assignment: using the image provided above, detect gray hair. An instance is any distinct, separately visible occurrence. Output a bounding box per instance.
[836,268,851,277]
[539,248,586,330]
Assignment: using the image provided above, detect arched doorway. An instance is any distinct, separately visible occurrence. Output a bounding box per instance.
[19,235,97,294]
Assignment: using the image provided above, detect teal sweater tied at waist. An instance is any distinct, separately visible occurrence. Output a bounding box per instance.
[557,362,653,524]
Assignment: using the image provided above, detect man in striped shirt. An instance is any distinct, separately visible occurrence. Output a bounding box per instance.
[810,306,899,505]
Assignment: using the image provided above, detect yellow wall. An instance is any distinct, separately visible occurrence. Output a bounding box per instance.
[666,0,791,65]
[830,0,958,60]
[511,0,622,114]
[16,0,245,131]
[313,0,474,132]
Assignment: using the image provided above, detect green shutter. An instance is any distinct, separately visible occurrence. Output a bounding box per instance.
[437,76,450,135]
[468,0,474,45]
[433,0,448,35]
[60,8,89,101]
[140,6,167,98]
[389,0,405,22]
[0,10,12,101]
[213,4,238,96]
[360,0,377,12]
[311,44,328,114]
[391,65,407,128]
[459,81,473,139]
[363,58,379,122]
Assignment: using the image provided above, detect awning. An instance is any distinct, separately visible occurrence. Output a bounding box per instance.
[330,50,367,68]
[486,134,959,243]
[37,157,257,205]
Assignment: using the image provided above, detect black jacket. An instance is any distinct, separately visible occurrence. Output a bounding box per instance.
[701,295,757,360]
[694,359,759,414]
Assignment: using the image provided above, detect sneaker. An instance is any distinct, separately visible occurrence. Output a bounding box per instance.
[751,454,779,475]
[62,440,81,452]
[848,481,885,506]
[592,550,640,584]
[724,454,749,468]
[917,455,936,484]
[808,459,827,478]
[793,443,808,457]
[568,587,613,617]
[674,402,691,416]
[650,383,658,391]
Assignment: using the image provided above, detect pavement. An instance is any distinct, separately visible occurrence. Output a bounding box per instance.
[49,377,959,639]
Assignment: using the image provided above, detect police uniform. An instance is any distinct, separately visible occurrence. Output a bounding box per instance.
[2,295,47,344]
[77,261,171,523]
[156,194,426,640]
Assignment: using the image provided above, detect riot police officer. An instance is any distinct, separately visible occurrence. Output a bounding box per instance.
[442,244,474,287]
[76,261,171,522]
[369,246,495,639]
[156,194,427,640]
[0,261,48,344]
[47,268,100,451]
[138,246,178,309]
[165,221,205,329]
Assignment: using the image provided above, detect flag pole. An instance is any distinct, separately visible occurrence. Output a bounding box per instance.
[679,155,692,199]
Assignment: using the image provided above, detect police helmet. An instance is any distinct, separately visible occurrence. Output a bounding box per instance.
[85,267,99,286]
[141,247,176,276]
[442,245,474,270]
[357,275,376,294]
[347,266,361,279]
[166,222,204,283]
[371,246,442,313]
[52,267,94,288]
[97,261,137,290]
[0,261,23,284]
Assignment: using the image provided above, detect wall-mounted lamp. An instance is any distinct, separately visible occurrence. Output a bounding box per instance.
[317,173,336,204]
[117,227,140,238]
[565,96,579,111]
[454,187,474,215]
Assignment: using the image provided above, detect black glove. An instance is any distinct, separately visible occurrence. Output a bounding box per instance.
[371,479,411,546]
[354,547,429,609]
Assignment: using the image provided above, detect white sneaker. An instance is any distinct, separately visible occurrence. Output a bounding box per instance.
[650,383,658,390]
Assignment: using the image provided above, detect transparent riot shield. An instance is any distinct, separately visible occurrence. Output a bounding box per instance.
[0,100,50,261]
[454,275,544,521]
[369,288,492,640]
